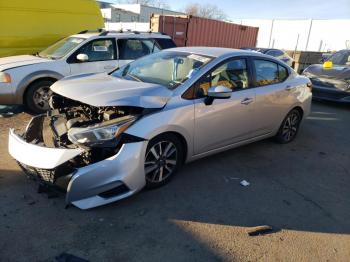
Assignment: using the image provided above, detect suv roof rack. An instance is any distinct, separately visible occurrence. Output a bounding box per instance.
[78,29,104,34]
[99,30,169,36]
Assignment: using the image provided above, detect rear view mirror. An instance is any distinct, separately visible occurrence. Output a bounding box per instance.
[77,53,89,62]
[205,85,231,105]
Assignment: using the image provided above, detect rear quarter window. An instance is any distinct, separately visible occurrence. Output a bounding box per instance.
[155,38,176,49]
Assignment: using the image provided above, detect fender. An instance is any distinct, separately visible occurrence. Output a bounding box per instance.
[15,70,64,104]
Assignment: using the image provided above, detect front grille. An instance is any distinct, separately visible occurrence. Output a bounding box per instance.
[17,161,75,184]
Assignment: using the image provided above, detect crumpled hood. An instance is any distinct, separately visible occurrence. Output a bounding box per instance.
[50,73,173,108]
[0,55,50,71]
[305,64,350,79]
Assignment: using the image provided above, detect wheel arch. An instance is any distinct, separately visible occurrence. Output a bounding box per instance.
[16,71,63,104]
[148,131,188,164]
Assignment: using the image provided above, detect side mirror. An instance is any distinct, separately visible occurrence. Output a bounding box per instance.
[76,53,89,62]
[205,86,231,105]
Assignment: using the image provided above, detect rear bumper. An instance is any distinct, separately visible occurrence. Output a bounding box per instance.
[312,85,350,103]
[8,129,148,209]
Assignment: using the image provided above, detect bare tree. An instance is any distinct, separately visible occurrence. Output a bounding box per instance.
[184,3,227,20]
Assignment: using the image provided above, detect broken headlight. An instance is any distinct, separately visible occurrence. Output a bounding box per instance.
[68,116,136,146]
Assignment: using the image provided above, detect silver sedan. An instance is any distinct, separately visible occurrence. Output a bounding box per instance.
[8,47,312,209]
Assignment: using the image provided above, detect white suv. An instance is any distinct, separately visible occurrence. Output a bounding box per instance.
[0,30,176,113]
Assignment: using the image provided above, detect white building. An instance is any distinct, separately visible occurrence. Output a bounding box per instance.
[101,4,184,23]
[231,19,350,52]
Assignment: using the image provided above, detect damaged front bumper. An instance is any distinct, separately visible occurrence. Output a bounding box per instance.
[8,128,148,209]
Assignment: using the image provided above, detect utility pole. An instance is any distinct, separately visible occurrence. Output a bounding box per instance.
[293,33,299,59]
[305,19,313,51]
[268,19,274,48]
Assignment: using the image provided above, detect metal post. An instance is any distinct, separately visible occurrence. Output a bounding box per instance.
[318,40,323,52]
[268,19,274,48]
[293,33,299,59]
[305,19,313,51]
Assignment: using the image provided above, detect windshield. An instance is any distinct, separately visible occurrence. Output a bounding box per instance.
[328,51,350,66]
[112,51,213,89]
[38,37,85,59]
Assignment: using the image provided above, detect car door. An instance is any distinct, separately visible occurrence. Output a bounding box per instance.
[68,38,118,75]
[117,38,160,68]
[252,58,293,135]
[193,57,257,155]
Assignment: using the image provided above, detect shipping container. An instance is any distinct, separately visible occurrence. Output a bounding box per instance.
[0,0,104,57]
[150,14,259,49]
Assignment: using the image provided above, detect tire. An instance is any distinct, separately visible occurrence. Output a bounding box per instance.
[144,134,184,189]
[275,108,302,144]
[25,80,55,114]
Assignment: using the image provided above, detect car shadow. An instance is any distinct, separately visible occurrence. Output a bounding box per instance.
[1,102,350,260]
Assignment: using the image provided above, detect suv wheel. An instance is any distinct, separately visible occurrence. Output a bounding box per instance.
[144,134,183,189]
[275,108,302,143]
[25,80,55,114]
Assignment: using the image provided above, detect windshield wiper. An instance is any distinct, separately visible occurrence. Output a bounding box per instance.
[126,73,143,82]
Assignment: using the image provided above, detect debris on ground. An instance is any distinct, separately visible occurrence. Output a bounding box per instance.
[240,180,250,186]
[55,252,89,262]
[248,225,274,236]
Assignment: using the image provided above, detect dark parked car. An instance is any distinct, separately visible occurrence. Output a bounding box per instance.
[303,49,350,103]
[241,48,294,68]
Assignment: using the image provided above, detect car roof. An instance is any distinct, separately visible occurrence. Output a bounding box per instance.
[70,32,171,40]
[164,46,266,58]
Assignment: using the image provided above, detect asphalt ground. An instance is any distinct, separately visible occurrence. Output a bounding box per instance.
[0,101,349,262]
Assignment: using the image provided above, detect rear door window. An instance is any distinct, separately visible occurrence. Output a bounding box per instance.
[118,39,160,60]
[253,59,279,86]
[253,59,289,86]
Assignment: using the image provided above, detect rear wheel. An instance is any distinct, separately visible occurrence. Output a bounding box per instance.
[275,109,302,143]
[25,80,55,114]
[144,134,183,189]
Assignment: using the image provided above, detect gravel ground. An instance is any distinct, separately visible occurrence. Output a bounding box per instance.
[0,101,349,262]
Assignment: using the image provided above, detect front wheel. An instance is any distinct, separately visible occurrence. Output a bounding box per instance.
[144,134,183,189]
[275,109,302,144]
[25,80,55,114]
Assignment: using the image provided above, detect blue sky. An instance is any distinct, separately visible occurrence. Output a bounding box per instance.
[105,0,350,19]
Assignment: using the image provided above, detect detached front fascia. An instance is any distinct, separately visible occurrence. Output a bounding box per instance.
[9,129,83,169]
[8,128,148,209]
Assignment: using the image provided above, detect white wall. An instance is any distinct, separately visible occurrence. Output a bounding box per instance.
[104,22,150,32]
[231,19,350,52]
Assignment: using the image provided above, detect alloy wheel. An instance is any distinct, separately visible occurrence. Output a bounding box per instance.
[145,141,178,183]
[32,86,52,111]
[281,111,300,142]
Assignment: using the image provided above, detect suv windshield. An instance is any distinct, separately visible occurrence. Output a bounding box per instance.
[38,37,85,59]
[328,51,350,66]
[112,51,213,89]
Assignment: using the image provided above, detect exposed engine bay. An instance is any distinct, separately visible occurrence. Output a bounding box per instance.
[18,94,146,184]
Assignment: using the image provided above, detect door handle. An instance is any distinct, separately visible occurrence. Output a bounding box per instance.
[241,97,253,105]
[285,85,294,91]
